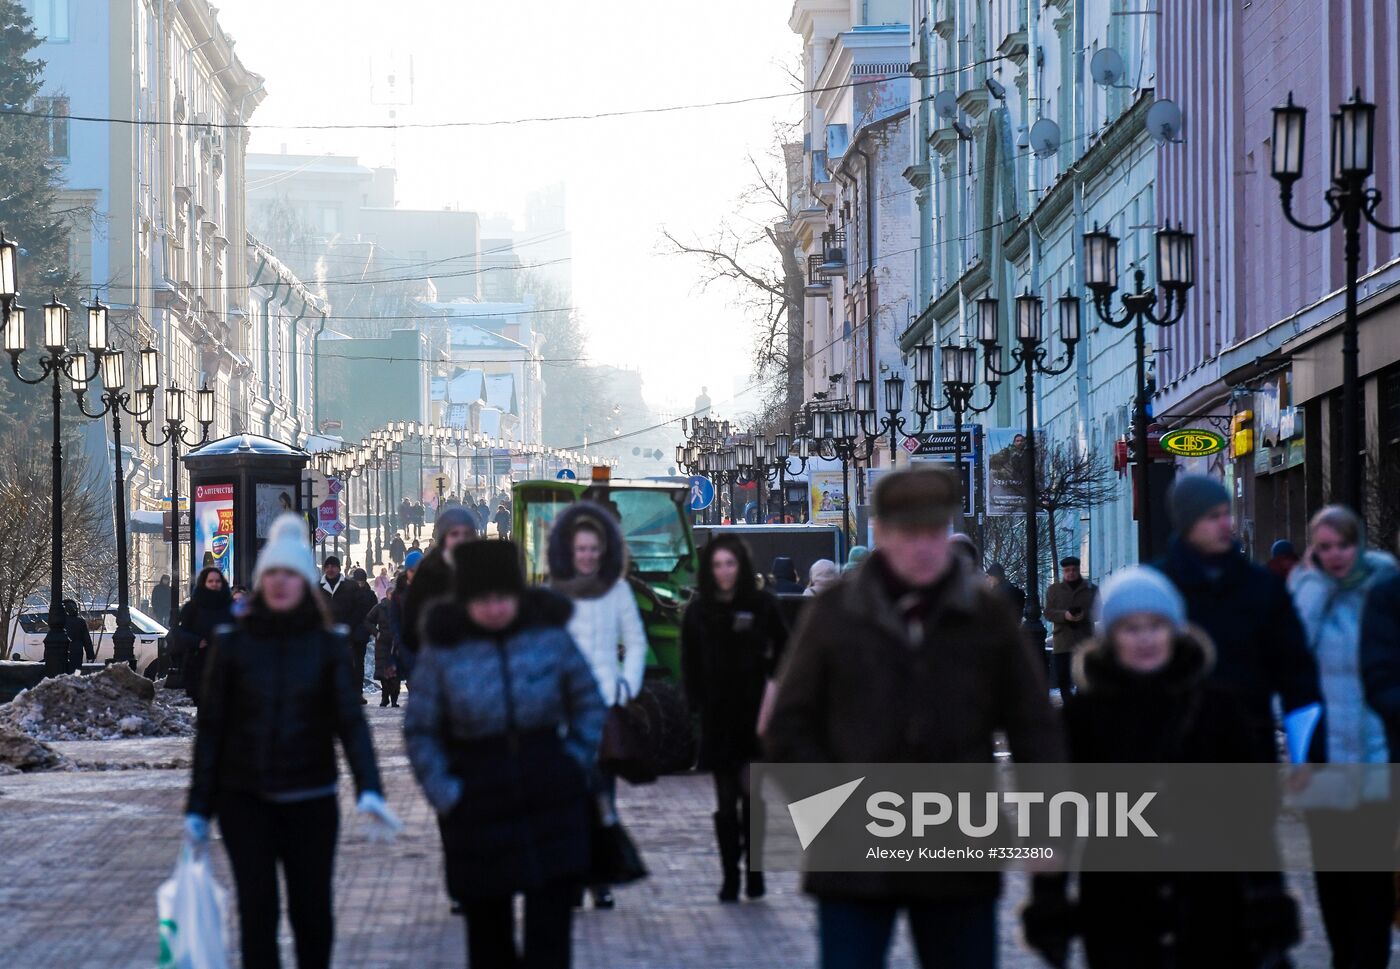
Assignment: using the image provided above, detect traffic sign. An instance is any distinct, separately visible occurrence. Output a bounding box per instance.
[556,468,577,480]
[431,471,452,492]
[900,436,921,455]
[301,468,330,504]
[315,527,328,543]
[687,475,715,512]
[327,476,343,497]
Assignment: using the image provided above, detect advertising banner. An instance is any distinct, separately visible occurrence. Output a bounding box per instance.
[254,483,297,538]
[194,483,235,582]
[984,428,1037,516]
[809,471,849,525]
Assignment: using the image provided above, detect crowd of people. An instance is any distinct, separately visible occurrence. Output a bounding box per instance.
[164,466,1400,969]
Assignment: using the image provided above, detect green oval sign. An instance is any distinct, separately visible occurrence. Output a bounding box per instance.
[1159,428,1226,457]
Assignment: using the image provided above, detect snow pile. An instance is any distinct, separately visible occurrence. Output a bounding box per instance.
[0,664,194,742]
[0,724,66,773]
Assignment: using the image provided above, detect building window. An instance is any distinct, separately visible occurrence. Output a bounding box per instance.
[30,0,69,42]
[35,96,69,158]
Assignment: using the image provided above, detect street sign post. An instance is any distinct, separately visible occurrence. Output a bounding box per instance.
[430,471,452,493]
[688,475,715,512]
[301,468,330,505]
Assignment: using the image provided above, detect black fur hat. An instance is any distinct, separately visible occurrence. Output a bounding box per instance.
[450,540,524,598]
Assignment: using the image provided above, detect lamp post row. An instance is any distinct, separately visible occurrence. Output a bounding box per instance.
[0,235,214,677]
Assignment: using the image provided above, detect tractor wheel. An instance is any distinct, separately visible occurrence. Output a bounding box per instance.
[636,678,696,774]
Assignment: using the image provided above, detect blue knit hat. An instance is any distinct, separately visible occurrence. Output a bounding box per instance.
[403,549,424,571]
[1167,474,1230,534]
[1099,566,1186,632]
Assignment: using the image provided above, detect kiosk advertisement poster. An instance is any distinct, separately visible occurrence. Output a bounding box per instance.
[985,428,1042,516]
[194,483,235,582]
[255,483,297,538]
[809,471,848,525]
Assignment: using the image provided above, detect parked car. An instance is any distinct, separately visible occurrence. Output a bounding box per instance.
[7,605,166,678]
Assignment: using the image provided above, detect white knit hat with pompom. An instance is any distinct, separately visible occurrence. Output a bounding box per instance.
[253,513,320,588]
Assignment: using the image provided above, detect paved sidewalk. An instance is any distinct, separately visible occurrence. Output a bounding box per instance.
[0,707,1340,968]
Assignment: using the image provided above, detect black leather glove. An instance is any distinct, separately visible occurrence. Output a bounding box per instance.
[1021,875,1077,968]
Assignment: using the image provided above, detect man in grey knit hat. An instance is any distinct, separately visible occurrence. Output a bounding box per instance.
[1153,474,1322,763]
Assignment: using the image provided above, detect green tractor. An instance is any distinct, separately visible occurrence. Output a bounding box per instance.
[513,475,698,773]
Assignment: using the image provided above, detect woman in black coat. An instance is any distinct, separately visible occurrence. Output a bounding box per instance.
[366,573,407,707]
[1022,566,1300,969]
[170,566,233,706]
[681,535,788,903]
[184,515,398,969]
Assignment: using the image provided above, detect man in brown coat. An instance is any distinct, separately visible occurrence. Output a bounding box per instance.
[1043,555,1098,697]
[763,467,1064,969]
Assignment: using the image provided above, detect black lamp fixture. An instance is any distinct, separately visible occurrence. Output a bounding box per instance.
[1271,88,1398,515]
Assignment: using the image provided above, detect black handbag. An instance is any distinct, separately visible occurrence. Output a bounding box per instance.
[589,802,648,886]
[597,682,658,784]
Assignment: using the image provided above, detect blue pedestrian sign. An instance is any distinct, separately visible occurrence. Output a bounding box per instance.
[687,475,715,511]
[556,468,577,480]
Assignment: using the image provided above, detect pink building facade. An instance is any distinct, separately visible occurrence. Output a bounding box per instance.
[1156,0,1400,553]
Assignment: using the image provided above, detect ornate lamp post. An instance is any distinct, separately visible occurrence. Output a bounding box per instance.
[1271,89,1400,514]
[137,370,214,681]
[770,429,812,523]
[916,339,1000,514]
[854,372,914,459]
[5,289,103,675]
[1083,222,1195,558]
[980,288,1081,646]
[72,335,152,667]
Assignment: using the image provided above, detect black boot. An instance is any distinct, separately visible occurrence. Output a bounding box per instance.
[714,812,741,902]
[741,796,766,899]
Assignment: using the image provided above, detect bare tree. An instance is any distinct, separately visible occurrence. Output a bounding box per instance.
[0,423,113,658]
[663,131,806,420]
[998,443,1118,577]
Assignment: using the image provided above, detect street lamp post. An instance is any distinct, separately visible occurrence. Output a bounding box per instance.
[1083,222,1195,559]
[916,340,1000,516]
[980,289,1081,647]
[1271,89,1400,515]
[137,373,214,683]
[72,339,151,667]
[4,289,98,675]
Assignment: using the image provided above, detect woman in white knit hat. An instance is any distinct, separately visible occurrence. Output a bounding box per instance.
[1021,565,1300,969]
[184,513,401,969]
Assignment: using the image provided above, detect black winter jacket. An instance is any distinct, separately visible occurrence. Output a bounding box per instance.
[1362,574,1400,760]
[186,605,382,818]
[1154,539,1321,761]
[320,575,359,628]
[401,544,454,658]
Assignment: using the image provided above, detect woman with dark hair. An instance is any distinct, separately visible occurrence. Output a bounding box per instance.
[682,535,788,902]
[170,566,233,705]
[547,502,649,910]
[400,505,478,667]
[406,540,606,969]
[184,514,399,969]
[367,571,408,708]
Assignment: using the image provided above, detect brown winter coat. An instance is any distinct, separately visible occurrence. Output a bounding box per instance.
[762,553,1065,901]
[1044,578,1098,654]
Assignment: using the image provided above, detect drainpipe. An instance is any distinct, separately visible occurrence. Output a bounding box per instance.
[1071,0,1094,567]
[257,262,284,425]
[311,307,328,435]
[285,292,308,442]
[856,139,878,409]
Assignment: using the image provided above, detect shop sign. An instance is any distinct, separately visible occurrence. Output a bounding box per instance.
[1159,428,1226,457]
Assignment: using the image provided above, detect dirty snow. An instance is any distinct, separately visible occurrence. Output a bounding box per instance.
[0,664,194,742]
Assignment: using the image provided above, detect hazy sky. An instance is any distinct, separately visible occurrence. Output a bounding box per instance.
[217,0,798,424]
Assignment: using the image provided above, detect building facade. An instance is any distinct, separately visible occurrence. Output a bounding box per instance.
[1156,0,1400,554]
[899,0,1161,578]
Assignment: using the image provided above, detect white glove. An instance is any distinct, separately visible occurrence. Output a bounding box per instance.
[356,791,403,843]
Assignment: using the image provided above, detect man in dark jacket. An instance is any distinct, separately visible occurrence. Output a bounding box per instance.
[1153,475,1323,763]
[319,557,358,629]
[388,532,406,568]
[1043,556,1097,696]
[150,575,172,623]
[1361,571,1400,759]
[345,568,378,704]
[492,503,511,541]
[62,599,95,673]
[764,467,1063,968]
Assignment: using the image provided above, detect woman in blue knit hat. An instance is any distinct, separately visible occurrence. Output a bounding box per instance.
[1022,565,1300,969]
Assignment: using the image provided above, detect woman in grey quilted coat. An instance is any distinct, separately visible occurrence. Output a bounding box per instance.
[405,539,605,969]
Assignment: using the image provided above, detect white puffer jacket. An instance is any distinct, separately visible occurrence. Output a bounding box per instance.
[566,578,648,707]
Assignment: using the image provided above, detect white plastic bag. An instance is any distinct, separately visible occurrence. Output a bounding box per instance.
[157,846,230,969]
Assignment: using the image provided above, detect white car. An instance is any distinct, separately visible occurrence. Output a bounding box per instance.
[7,605,167,678]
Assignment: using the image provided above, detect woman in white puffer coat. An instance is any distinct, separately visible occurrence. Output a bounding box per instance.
[547,501,649,910]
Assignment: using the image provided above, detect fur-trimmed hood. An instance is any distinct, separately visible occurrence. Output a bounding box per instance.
[546,501,629,599]
[1073,623,1216,696]
[420,586,574,648]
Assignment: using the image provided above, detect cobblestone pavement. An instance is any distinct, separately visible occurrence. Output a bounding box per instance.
[0,707,1345,968]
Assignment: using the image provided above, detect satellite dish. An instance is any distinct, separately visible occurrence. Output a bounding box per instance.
[1029,118,1062,158]
[1090,47,1127,88]
[933,90,959,120]
[1146,98,1185,144]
